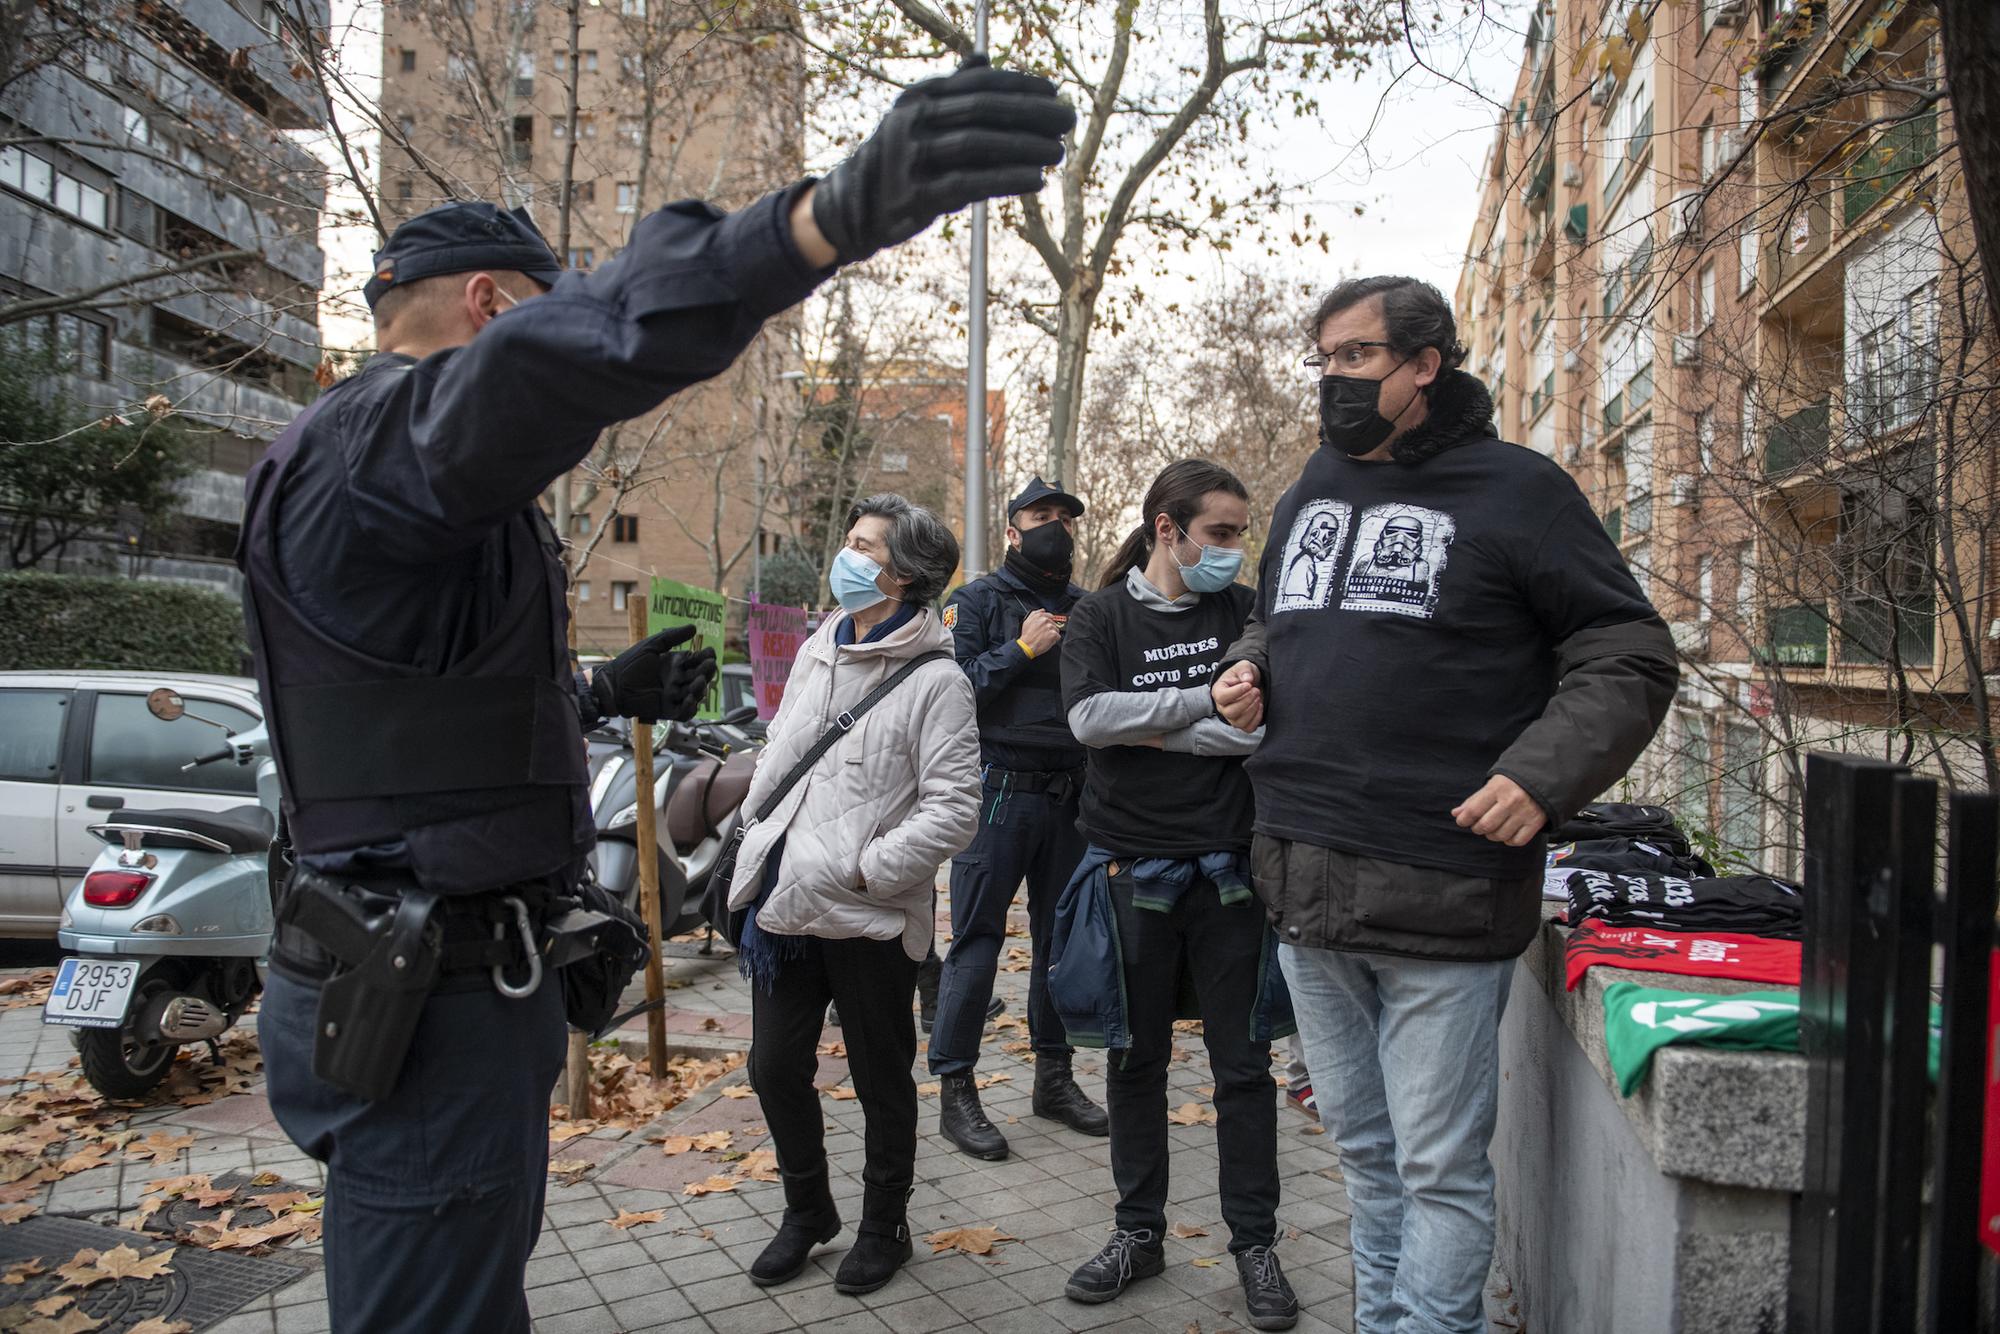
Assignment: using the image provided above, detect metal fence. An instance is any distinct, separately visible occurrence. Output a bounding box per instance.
[1789,753,1998,1332]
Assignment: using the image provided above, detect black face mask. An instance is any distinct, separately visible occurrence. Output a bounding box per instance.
[1013,519,1075,580]
[1319,361,1415,457]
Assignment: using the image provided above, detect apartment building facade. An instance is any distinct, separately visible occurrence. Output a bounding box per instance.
[0,0,329,594]
[378,0,819,653]
[1455,0,1982,874]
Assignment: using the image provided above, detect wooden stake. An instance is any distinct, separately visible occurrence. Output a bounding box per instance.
[562,582,591,1118]
[628,594,670,1084]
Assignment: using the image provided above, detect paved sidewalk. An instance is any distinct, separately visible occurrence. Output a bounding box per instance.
[0,898,1364,1334]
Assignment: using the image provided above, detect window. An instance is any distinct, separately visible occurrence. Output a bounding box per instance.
[1720,723,1762,854]
[1853,285,1935,438]
[567,247,594,268]
[570,179,595,205]
[1,146,53,201]
[879,450,909,473]
[1530,314,1555,416]
[1739,382,1756,460]
[1736,543,1756,635]
[397,179,414,202]
[1674,712,1711,833]
[1695,262,1716,330]
[573,513,592,535]
[620,54,642,82]
[0,690,67,783]
[576,581,592,602]
[1697,554,1714,622]
[615,181,637,213]
[1835,451,1936,667]
[581,50,599,72]
[621,0,645,14]
[89,694,260,795]
[611,514,638,542]
[1696,409,1715,469]
[447,53,471,82]
[400,48,417,72]
[1739,219,1757,295]
[617,116,642,146]
[123,106,150,145]
[611,581,637,611]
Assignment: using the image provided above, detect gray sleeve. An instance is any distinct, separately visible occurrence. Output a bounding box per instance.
[1066,683,1214,748]
[1161,717,1264,757]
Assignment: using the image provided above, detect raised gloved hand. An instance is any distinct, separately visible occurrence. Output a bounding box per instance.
[590,624,717,724]
[811,56,1075,265]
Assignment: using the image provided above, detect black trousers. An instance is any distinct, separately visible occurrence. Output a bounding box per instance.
[262,967,566,1334]
[748,934,921,1222]
[1106,876,1278,1252]
[930,770,1086,1076]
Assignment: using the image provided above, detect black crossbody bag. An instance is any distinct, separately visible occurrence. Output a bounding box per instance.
[699,650,951,946]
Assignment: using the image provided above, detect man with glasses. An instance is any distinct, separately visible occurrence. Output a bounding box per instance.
[1211,276,1676,1334]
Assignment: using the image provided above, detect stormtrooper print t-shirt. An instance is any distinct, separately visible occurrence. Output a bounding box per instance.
[1245,437,1656,878]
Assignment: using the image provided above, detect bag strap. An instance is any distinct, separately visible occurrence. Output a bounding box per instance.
[751,649,952,823]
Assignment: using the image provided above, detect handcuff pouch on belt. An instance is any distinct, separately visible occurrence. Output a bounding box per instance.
[544,872,650,1037]
[279,877,444,1102]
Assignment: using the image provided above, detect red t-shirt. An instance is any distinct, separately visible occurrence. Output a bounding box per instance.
[1564,919,1802,992]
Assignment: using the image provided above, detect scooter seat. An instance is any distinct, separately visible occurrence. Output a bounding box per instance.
[97,805,275,854]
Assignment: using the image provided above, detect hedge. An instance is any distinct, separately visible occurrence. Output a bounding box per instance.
[0,571,249,675]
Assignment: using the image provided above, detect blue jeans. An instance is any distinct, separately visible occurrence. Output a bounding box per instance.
[1280,944,1513,1334]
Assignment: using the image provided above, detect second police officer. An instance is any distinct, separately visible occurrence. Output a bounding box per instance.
[238,59,1076,1334]
[929,478,1110,1158]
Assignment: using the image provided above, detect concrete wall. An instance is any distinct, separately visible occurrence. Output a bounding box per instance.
[1493,919,1797,1334]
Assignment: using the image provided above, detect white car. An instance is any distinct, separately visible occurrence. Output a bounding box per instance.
[0,671,262,938]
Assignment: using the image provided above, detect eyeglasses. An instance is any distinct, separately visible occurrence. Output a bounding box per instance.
[1303,340,1393,375]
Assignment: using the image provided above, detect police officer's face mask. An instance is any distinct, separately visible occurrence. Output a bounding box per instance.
[1319,357,1419,457]
[1014,519,1075,578]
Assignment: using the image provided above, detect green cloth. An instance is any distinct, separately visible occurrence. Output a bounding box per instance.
[1601,983,1801,1096]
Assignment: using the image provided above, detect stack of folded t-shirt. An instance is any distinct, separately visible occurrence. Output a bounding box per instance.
[1543,836,1714,900]
[1564,870,1805,939]
[1551,802,1693,855]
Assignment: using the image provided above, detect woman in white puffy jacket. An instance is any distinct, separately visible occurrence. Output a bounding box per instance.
[732,494,980,1299]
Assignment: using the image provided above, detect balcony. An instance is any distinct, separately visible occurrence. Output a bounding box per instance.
[1524,150,1554,208]
[1760,604,1829,667]
[1842,107,1936,228]
[1764,397,1831,477]
[1763,191,1830,292]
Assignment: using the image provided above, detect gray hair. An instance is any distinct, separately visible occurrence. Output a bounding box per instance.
[846,493,960,605]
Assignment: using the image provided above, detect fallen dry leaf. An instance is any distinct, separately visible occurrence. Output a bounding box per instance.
[246,1191,309,1214]
[549,1124,594,1145]
[0,1203,36,1224]
[825,1086,859,1101]
[54,1249,108,1290]
[916,1082,941,1097]
[736,1149,780,1183]
[32,1293,74,1316]
[975,1073,1012,1089]
[187,1184,239,1209]
[1302,1124,1326,1136]
[924,1225,1017,1256]
[720,1086,755,1099]
[1167,1103,1218,1127]
[35,1309,107,1334]
[683,1175,739,1196]
[128,1132,195,1165]
[1191,1256,1225,1268]
[693,1130,732,1151]
[246,1171,284,1187]
[653,1135,697,1156]
[143,1174,207,1198]
[127,1321,194,1334]
[91,1244,175,1282]
[609,1208,666,1229]
[1168,1222,1210,1239]
[3,1257,45,1283]
[547,1160,593,1184]
[816,1040,846,1058]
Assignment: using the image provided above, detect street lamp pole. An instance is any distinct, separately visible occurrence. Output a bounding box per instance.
[963,0,990,580]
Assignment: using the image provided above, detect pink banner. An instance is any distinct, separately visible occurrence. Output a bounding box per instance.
[747,601,809,721]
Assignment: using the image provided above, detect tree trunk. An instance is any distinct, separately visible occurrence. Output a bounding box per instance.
[1939,0,2000,334]
[1045,280,1099,484]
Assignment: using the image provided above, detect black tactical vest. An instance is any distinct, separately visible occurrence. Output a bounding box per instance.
[237,393,593,896]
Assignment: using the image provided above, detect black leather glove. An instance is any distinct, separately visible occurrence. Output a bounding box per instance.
[811,56,1075,264]
[590,624,717,724]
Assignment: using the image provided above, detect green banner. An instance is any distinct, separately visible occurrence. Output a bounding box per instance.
[647,577,725,719]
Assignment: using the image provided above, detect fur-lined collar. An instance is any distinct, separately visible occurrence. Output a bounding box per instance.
[1387,369,1497,466]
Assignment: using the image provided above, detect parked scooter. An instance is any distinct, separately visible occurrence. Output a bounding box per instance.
[588,706,760,938]
[46,688,281,1099]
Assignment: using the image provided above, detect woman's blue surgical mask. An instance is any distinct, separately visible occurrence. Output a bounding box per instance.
[830,546,892,611]
[1172,528,1244,593]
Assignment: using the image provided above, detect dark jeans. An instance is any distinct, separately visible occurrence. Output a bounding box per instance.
[929,770,1086,1076]
[261,968,566,1334]
[748,934,921,1221]
[1106,873,1278,1252]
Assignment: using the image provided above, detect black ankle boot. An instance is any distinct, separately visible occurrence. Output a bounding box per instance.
[939,1072,1009,1160]
[834,1219,912,1294]
[1032,1053,1109,1136]
[749,1176,840,1287]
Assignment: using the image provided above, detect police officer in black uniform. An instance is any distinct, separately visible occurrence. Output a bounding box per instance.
[237,61,1074,1334]
[929,477,1108,1159]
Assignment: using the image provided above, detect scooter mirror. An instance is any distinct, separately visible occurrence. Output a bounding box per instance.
[720,705,760,726]
[147,688,185,722]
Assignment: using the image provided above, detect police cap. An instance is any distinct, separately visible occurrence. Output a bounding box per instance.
[363,201,563,310]
[1007,476,1084,521]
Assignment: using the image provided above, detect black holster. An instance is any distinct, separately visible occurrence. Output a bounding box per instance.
[278,873,444,1102]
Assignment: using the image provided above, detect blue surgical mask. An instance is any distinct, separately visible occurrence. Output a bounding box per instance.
[1173,528,1244,593]
[830,546,891,611]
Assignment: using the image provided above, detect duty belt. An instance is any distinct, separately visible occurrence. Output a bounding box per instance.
[984,765,1085,803]
[272,869,543,993]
